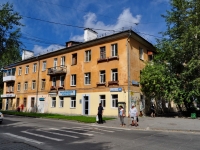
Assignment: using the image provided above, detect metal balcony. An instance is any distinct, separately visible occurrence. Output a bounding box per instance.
[3,76,16,82]
[47,66,67,75]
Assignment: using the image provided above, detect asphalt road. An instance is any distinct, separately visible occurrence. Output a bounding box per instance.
[0,115,199,150]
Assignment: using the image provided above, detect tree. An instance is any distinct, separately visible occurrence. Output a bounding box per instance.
[0,2,23,106]
[141,0,200,113]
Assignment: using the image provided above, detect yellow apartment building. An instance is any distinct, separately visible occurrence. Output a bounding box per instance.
[1,29,155,116]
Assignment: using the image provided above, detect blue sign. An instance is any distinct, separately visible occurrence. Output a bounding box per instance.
[58,90,76,96]
[132,80,139,86]
[39,98,45,101]
[110,88,122,92]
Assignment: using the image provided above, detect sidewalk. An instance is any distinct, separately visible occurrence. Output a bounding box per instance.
[103,116,200,132]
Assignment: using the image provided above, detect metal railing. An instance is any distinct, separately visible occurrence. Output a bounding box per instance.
[47,65,67,75]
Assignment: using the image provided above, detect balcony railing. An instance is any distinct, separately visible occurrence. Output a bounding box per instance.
[3,75,16,82]
[108,81,119,86]
[97,57,108,63]
[47,66,67,75]
[108,56,119,61]
[96,82,106,87]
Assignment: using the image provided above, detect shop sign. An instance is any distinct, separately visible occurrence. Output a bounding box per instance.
[110,88,122,92]
[39,98,45,101]
[132,80,139,86]
[49,92,57,97]
[1,94,15,98]
[58,90,76,97]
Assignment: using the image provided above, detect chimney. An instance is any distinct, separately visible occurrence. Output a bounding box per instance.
[66,41,82,47]
[84,28,98,42]
[22,50,34,60]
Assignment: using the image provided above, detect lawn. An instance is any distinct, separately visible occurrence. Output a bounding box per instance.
[1,111,115,123]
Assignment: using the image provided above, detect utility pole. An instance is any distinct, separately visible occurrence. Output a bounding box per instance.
[35,57,40,113]
[127,30,131,114]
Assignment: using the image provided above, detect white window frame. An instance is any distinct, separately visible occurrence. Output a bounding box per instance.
[111,94,118,108]
[111,43,118,57]
[17,83,21,91]
[51,97,56,108]
[100,70,106,83]
[61,56,65,66]
[41,79,46,90]
[52,77,56,87]
[54,58,58,69]
[111,69,118,81]
[85,50,91,62]
[72,53,77,65]
[71,74,76,86]
[100,95,106,107]
[42,61,46,71]
[100,46,106,59]
[18,67,22,75]
[24,82,28,90]
[33,63,37,73]
[60,76,64,87]
[84,72,91,85]
[139,47,144,60]
[25,65,29,74]
[59,97,64,108]
[70,97,76,108]
[32,80,36,90]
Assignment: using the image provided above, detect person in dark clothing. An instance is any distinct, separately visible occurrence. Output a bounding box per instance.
[97,103,104,124]
[151,104,155,117]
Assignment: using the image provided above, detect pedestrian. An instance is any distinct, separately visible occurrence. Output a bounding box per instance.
[128,104,138,127]
[97,103,104,124]
[151,104,156,117]
[119,106,125,127]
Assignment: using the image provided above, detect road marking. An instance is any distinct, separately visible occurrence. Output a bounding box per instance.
[62,127,104,134]
[4,133,43,144]
[37,129,79,138]
[49,128,93,136]
[21,131,64,141]
[92,128,114,133]
[91,125,131,131]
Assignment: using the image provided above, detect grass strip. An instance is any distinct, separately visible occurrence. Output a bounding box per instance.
[1,111,115,123]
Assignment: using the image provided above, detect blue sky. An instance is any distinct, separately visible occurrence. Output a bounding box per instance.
[1,0,170,55]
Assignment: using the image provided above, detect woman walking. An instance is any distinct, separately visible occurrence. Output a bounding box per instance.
[119,106,125,127]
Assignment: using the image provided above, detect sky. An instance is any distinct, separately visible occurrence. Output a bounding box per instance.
[1,0,171,55]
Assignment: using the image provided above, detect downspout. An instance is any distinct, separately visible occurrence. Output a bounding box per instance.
[127,30,131,114]
[35,57,40,113]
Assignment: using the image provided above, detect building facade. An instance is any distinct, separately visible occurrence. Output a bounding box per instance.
[1,29,155,116]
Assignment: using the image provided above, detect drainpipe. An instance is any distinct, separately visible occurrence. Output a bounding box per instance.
[35,57,40,113]
[127,30,131,115]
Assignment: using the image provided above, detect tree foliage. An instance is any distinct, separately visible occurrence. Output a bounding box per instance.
[141,0,200,112]
[0,2,23,102]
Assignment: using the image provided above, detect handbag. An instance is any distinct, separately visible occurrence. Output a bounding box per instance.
[96,115,99,122]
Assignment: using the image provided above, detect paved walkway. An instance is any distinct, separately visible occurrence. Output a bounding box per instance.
[103,116,200,132]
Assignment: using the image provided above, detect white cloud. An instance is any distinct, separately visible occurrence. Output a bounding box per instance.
[70,8,141,41]
[32,44,65,55]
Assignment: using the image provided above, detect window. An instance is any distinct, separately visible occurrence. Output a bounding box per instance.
[31,97,35,107]
[16,98,20,107]
[52,77,56,87]
[112,95,118,108]
[42,61,46,71]
[54,58,57,69]
[33,63,37,72]
[139,47,144,60]
[17,83,21,91]
[111,69,118,81]
[111,44,118,57]
[25,65,29,74]
[100,95,106,107]
[41,79,46,90]
[85,50,91,62]
[23,98,27,107]
[148,55,153,61]
[100,46,106,59]
[61,56,65,66]
[85,72,91,85]
[100,70,106,83]
[24,82,28,90]
[72,53,77,65]
[60,76,64,87]
[59,97,64,108]
[71,97,76,108]
[52,97,56,107]
[71,74,76,86]
[18,67,22,75]
[32,80,36,90]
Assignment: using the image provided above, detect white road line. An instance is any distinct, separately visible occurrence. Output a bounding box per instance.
[4,133,43,144]
[49,128,93,136]
[92,128,114,133]
[62,127,104,134]
[37,129,79,138]
[21,131,64,141]
[91,125,131,131]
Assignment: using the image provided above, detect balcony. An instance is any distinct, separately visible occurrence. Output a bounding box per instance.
[108,81,119,86]
[47,66,67,75]
[3,76,16,82]
[97,57,108,63]
[108,56,119,61]
[96,82,106,87]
